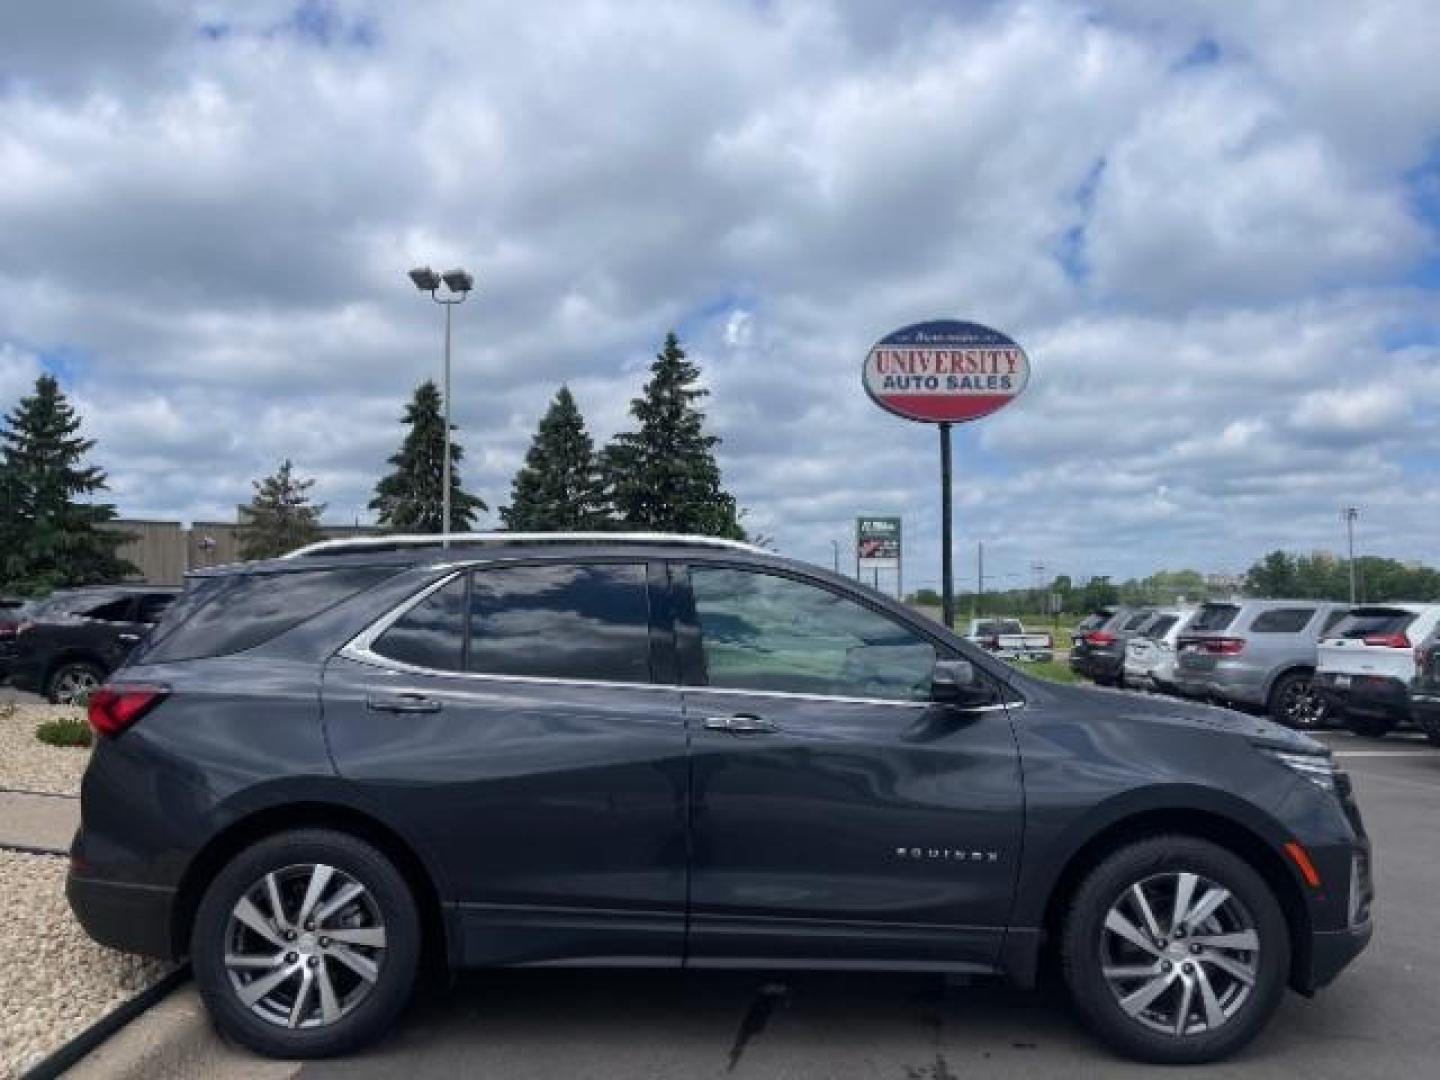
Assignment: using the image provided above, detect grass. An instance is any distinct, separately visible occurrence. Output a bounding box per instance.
[35,716,93,749]
[1009,658,1082,684]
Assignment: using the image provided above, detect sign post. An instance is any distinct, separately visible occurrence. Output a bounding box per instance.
[862,320,1030,629]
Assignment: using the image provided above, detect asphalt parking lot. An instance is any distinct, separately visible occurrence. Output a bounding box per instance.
[286,730,1440,1080]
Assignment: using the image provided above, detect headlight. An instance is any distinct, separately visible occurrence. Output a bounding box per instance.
[1260,748,1336,792]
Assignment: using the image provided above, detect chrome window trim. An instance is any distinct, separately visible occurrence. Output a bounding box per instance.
[339,565,1020,712]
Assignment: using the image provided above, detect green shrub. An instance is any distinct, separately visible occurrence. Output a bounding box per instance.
[36,716,93,749]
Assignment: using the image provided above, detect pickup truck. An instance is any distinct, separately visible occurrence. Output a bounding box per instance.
[963,618,1054,662]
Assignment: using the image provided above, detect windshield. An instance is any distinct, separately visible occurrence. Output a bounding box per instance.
[1327,608,1418,640]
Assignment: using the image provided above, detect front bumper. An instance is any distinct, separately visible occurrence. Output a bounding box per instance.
[1299,920,1373,993]
[67,870,179,960]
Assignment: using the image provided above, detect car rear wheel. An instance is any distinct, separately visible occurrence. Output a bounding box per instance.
[192,829,420,1059]
[1416,712,1440,748]
[1343,712,1396,738]
[47,660,104,705]
[1061,836,1289,1064]
[1268,670,1327,729]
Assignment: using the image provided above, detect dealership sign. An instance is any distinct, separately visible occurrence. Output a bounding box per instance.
[862,320,1030,424]
[856,515,901,570]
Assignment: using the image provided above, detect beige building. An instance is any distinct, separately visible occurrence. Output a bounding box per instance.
[103,518,381,586]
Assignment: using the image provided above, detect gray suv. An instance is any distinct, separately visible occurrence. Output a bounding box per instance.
[1173,600,1350,728]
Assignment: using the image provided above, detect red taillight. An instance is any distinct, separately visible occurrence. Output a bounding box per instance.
[87,684,168,737]
[1205,637,1246,655]
[1085,630,1116,645]
[1362,632,1410,648]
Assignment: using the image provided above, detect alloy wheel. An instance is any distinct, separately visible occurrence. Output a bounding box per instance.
[53,667,100,705]
[1279,678,1325,728]
[223,863,388,1029]
[1100,871,1260,1037]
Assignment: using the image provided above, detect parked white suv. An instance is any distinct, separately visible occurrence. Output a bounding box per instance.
[1316,603,1440,737]
[1122,608,1193,692]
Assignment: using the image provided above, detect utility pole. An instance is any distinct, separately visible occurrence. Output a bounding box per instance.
[975,540,985,619]
[1342,507,1359,605]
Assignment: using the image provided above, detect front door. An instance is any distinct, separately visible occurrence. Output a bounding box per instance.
[677,563,1024,970]
[323,559,689,967]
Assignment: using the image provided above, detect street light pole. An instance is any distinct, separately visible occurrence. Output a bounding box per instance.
[1342,506,1359,604]
[408,266,474,548]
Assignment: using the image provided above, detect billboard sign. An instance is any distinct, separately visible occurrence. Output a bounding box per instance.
[862,319,1030,424]
[856,515,901,570]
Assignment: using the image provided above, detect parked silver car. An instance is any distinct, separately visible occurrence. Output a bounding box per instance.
[1172,599,1350,728]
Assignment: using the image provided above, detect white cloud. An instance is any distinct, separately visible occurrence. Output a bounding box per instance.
[0,0,1437,584]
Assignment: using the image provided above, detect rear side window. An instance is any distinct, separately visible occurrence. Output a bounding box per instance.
[1120,611,1153,632]
[144,567,397,662]
[135,594,176,624]
[467,563,652,683]
[81,598,134,622]
[1321,609,1348,634]
[372,576,467,671]
[1328,608,1418,640]
[1248,607,1315,634]
[1188,604,1239,633]
[1145,615,1178,639]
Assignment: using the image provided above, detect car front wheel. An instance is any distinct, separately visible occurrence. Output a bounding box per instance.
[191,829,420,1059]
[1061,836,1289,1064]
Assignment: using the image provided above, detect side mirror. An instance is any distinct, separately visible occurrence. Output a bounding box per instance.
[931,658,995,708]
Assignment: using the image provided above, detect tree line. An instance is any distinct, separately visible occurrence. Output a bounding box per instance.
[0,332,746,592]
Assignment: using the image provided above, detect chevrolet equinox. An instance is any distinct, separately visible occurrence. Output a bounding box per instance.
[67,534,1372,1064]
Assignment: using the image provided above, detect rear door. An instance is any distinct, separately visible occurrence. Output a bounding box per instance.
[323,559,689,967]
[676,561,1023,970]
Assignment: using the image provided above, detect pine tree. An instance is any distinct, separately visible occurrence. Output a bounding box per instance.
[369,380,487,532]
[500,386,610,531]
[237,459,326,560]
[604,332,744,539]
[0,374,135,592]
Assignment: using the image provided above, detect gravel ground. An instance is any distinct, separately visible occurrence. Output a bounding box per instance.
[0,851,174,1079]
[0,704,89,795]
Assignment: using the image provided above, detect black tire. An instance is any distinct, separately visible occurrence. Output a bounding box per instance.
[1060,836,1290,1065]
[1417,712,1440,749]
[1343,712,1396,738]
[46,659,105,705]
[191,829,421,1059]
[1267,670,1327,730]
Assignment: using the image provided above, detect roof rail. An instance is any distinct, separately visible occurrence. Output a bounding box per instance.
[282,531,771,559]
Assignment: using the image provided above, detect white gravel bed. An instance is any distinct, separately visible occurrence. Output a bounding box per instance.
[0,851,174,1079]
[0,704,89,795]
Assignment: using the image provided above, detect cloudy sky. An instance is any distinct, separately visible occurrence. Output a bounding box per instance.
[2,0,1438,590]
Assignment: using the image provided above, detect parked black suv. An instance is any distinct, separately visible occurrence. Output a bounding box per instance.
[68,535,1371,1064]
[1411,627,1440,747]
[7,585,180,703]
[1068,606,1154,686]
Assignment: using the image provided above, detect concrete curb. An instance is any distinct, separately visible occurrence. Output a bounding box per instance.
[20,965,190,1080]
[0,840,67,857]
[58,982,301,1080]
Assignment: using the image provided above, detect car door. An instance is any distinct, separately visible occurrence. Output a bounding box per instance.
[323,558,689,967]
[675,561,1024,971]
[75,595,148,672]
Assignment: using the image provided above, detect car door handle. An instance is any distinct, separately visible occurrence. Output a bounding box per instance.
[366,693,443,714]
[703,713,779,735]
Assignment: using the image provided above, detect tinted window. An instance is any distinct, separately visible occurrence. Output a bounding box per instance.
[1144,614,1179,639]
[145,567,397,662]
[1321,609,1349,634]
[373,576,467,671]
[1076,611,1112,632]
[1249,607,1315,633]
[691,567,936,701]
[1328,608,1418,640]
[82,598,133,622]
[1188,603,1239,633]
[135,594,176,624]
[467,563,651,683]
[1121,611,1153,632]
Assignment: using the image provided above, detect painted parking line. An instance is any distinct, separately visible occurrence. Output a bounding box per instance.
[1332,750,1439,758]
